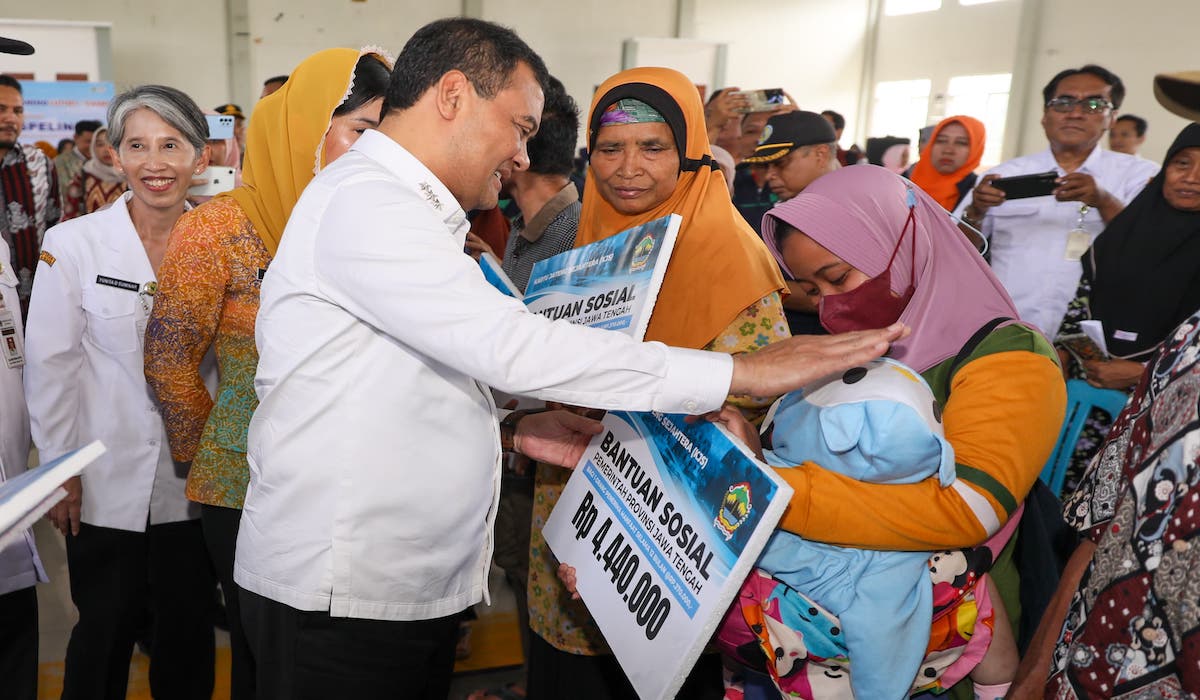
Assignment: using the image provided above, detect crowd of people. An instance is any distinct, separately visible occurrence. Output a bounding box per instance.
[0,15,1199,700]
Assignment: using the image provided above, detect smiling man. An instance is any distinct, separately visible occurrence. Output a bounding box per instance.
[233,18,903,700]
[954,65,1159,338]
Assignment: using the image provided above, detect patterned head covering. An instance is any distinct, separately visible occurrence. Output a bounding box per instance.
[598,98,666,127]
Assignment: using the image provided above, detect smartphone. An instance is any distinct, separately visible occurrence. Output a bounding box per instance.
[733,88,785,113]
[992,171,1059,199]
[205,114,235,141]
[188,166,237,197]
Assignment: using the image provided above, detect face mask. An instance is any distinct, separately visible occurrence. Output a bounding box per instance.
[819,199,917,334]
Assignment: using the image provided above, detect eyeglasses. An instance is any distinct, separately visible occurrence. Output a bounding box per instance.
[1045,96,1113,114]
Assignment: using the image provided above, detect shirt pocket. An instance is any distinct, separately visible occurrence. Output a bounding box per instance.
[0,268,18,313]
[989,201,1041,221]
[82,288,140,355]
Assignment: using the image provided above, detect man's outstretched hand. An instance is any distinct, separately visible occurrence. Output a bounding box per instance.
[513,410,605,468]
[729,323,908,397]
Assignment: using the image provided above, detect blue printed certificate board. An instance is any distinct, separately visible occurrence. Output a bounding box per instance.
[478,252,522,298]
[522,214,680,338]
[543,411,793,700]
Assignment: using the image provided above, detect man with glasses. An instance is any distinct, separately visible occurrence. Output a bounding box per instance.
[954,65,1158,338]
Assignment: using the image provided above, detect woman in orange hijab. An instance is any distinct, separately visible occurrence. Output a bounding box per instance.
[524,67,788,700]
[908,115,986,212]
[143,47,392,700]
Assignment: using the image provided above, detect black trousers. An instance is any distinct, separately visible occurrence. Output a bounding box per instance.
[201,504,255,700]
[240,589,459,700]
[0,586,38,700]
[61,520,215,700]
[526,631,724,700]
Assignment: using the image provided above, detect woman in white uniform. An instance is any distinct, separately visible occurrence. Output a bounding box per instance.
[24,85,218,700]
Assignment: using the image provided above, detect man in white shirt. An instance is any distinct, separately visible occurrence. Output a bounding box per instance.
[234,18,902,699]
[954,64,1159,338]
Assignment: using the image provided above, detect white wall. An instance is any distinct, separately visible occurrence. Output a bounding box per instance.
[0,19,105,81]
[690,0,870,147]
[1017,0,1200,164]
[874,1,1019,85]
[6,0,1197,163]
[482,0,676,121]
[1,4,228,110]
[244,0,459,108]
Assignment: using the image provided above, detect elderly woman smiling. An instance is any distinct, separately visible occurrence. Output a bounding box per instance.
[24,85,219,700]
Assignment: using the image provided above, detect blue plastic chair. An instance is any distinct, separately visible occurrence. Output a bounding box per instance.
[1039,379,1131,497]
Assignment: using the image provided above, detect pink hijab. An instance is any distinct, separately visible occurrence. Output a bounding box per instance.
[762,165,1021,372]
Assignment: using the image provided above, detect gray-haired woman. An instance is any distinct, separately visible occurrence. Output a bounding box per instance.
[24,84,218,700]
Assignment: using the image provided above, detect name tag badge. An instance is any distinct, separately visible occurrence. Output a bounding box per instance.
[0,310,24,369]
[1064,229,1091,262]
[96,275,140,292]
[1113,329,1139,342]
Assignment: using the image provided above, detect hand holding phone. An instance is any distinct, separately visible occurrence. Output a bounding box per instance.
[205,114,235,141]
[732,88,786,113]
[991,171,1059,200]
[188,166,237,197]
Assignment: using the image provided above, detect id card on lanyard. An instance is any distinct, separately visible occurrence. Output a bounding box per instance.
[1064,204,1092,261]
[0,263,23,369]
[0,306,24,369]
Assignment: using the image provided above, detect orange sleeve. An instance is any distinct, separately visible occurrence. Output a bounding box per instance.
[775,350,1066,551]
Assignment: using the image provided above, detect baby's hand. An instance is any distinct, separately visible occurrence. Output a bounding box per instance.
[692,404,764,461]
[557,563,580,600]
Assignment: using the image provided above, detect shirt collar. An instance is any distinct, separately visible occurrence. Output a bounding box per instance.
[99,191,192,252]
[349,129,469,240]
[1040,143,1107,175]
[1,144,27,168]
[519,182,578,243]
[1078,143,1107,174]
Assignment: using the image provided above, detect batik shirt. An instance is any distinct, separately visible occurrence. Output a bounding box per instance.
[1049,313,1200,698]
[144,197,270,508]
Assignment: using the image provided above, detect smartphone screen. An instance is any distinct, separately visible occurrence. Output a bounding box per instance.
[735,89,786,113]
[992,171,1058,200]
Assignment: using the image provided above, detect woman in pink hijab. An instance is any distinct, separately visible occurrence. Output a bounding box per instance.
[724,165,1066,697]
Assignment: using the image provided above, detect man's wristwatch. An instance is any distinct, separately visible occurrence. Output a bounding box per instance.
[500,408,548,453]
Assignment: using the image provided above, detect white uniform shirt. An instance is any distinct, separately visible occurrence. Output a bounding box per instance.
[0,240,46,595]
[954,146,1158,338]
[24,193,216,532]
[235,131,734,621]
